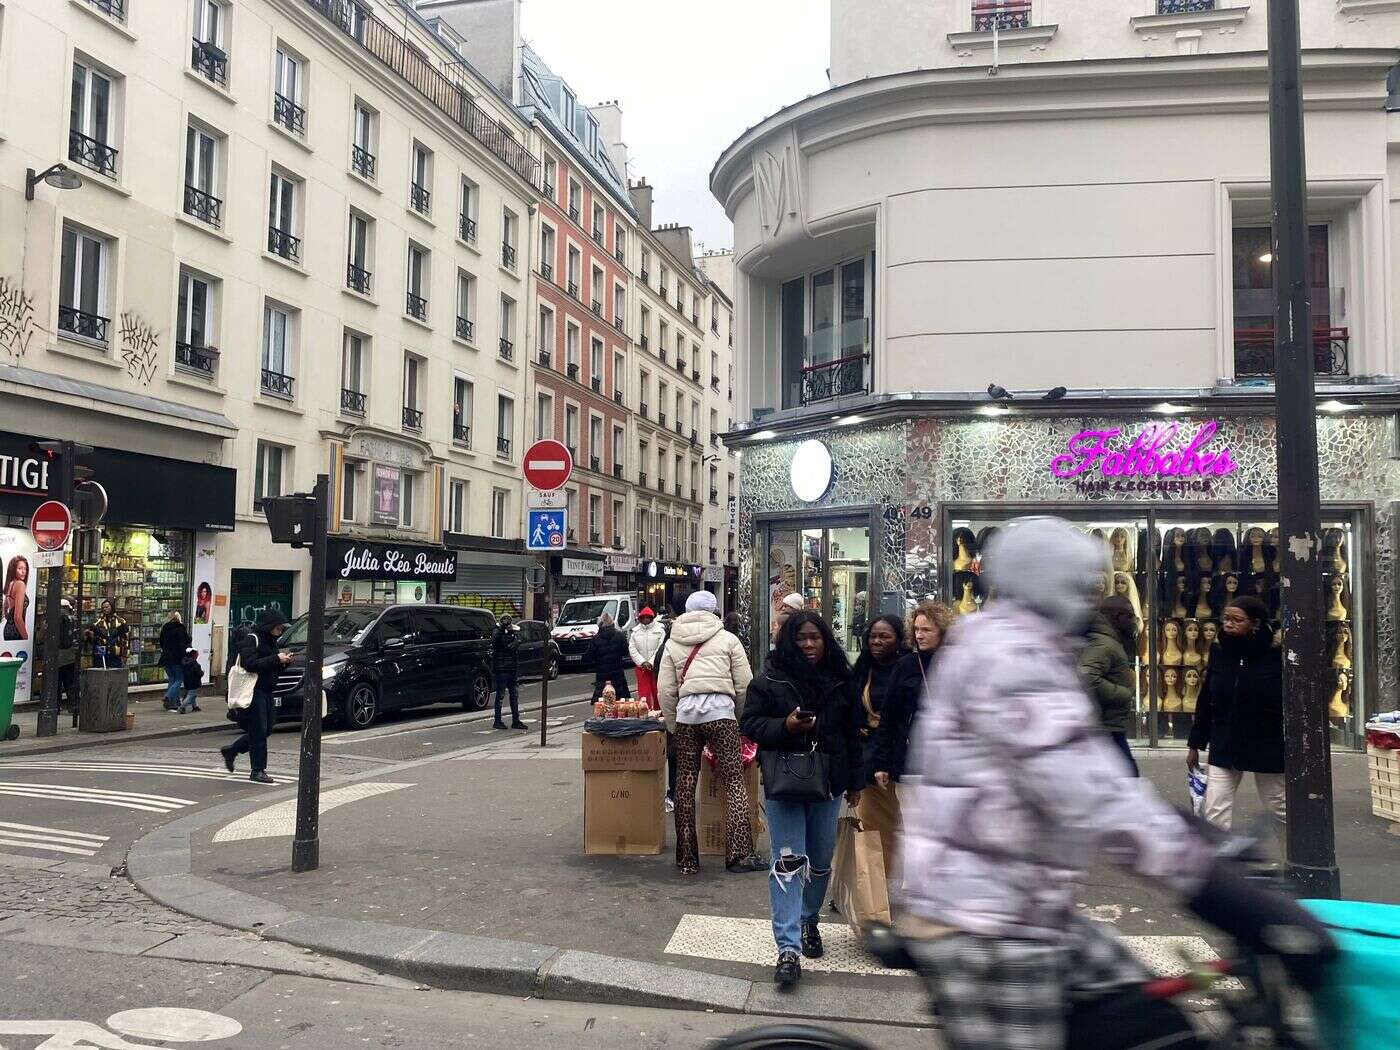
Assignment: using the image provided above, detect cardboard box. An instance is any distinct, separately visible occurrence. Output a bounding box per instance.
[584,767,667,854]
[581,728,667,771]
[698,761,767,856]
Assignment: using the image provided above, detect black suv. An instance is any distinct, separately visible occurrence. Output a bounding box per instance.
[274,604,496,730]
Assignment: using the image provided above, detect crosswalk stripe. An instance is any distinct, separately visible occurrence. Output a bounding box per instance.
[0,836,98,856]
[0,762,244,782]
[0,821,108,843]
[0,784,191,813]
[0,788,183,813]
[0,782,194,805]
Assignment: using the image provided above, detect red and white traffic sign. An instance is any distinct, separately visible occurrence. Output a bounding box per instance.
[31,500,73,552]
[522,439,573,492]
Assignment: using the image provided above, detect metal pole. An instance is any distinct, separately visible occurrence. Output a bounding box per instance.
[1267,0,1340,898]
[291,475,328,873]
[37,441,75,738]
[539,555,551,748]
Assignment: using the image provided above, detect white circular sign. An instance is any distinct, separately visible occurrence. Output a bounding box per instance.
[790,440,834,503]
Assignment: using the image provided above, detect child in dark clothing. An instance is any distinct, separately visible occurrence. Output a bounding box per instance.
[180,649,204,713]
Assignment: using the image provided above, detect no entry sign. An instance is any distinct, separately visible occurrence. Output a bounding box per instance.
[31,500,72,552]
[522,439,572,492]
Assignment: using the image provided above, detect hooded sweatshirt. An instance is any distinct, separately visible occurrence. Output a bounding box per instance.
[656,610,753,732]
[898,517,1212,940]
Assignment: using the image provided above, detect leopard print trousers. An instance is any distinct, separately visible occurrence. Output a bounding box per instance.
[673,719,754,872]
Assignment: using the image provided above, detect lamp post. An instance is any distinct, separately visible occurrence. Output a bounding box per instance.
[25,163,83,201]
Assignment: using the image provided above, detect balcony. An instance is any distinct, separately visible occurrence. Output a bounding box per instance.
[710,376,720,391]
[190,38,227,86]
[692,369,701,382]
[496,436,512,457]
[658,411,668,427]
[612,463,624,479]
[1157,0,1215,10]
[453,422,471,446]
[351,144,376,180]
[591,299,603,316]
[710,433,720,447]
[175,342,219,377]
[502,243,517,270]
[340,387,367,415]
[612,535,623,549]
[543,181,555,199]
[614,245,625,264]
[460,215,478,243]
[267,226,301,263]
[498,337,514,361]
[659,284,669,298]
[68,130,118,179]
[590,456,601,472]
[567,281,580,300]
[710,547,718,563]
[273,93,307,136]
[592,227,604,246]
[540,262,554,282]
[971,0,1031,30]
[566,445,578,463]
[1234,327,1350,379]
[690,489,698,502]
[410,182,431,215]
[590,376,602,393]
[405,292,428,321]
[569,205,581,224]
[674,482,682,496]
[711,320,719,335]
[58,305,109,345]
[657,478,665,492]
[639,402,649,419]
[456,316,474,342]
[537,347,552,368]
[261,368,295,399]
[346,262,372,294]
[567,528,577,542]
[83,0,125,20]
[183,185,223,228]
[709,488,719,504]
[691,313,699,326]
[674,420,683,435]
[674,357,686,373]
[640,335,650,350]
[613,316,625,333]
[690,429,699,445]
[567,362,580,380]
[640,269,650,283]
[639,472,648,487]
[304,0,539,187]
[590,531,601,545]
[613,389,624,406]
[402,405,423,431]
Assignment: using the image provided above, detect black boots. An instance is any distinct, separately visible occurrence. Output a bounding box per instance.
[774,951,801,990]
[801,921,824,959]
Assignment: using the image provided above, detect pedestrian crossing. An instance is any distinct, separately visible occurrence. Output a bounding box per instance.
[0,781,195,814]
[0,760,248,783]
[0,820,109,857]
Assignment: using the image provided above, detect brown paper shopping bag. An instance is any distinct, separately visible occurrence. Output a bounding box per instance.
[829,813,892,936]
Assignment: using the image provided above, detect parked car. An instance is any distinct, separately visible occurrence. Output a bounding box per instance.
[513,619,560,681]
[274,604,496,729]
[550,593,636,672]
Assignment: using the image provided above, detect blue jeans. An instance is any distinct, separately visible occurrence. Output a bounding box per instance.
[764,796,843,953]
[493,671,519,723]
[163,662,183,707]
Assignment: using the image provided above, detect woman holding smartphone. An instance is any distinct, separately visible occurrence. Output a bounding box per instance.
[741,610,862,991]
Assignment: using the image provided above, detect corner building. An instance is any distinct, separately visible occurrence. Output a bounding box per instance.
[712,0,1400,749]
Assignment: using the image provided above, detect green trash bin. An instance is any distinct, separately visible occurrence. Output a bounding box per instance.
[0,657,22,741]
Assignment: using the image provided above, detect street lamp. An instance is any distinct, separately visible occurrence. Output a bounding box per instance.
[25,163,83,201]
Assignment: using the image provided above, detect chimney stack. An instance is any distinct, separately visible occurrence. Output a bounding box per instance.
[628,178,653,229]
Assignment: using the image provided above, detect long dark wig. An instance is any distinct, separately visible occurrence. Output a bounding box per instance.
[772,609,851,682]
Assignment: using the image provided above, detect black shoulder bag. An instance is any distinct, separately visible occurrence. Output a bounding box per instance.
[758,681,833,803]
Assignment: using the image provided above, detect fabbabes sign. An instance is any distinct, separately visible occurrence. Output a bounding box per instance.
[1049,421,1238,494]
[326,539,458,581]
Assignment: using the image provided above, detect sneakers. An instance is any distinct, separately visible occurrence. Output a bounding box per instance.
[801,921,824,959]
[219,745,236,773]
[492,720,508,730]
[249,771,275,784]
[726,853,768,874]
[510,720,528,730]
[774,951,801,990]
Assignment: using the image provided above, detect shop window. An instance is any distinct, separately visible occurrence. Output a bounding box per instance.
[764,524,870,664]
[254,441,286,510]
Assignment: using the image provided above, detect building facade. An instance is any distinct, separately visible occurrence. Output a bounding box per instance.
[1,0,539,688]
[712,0,1400,747]
[695,248,740,611]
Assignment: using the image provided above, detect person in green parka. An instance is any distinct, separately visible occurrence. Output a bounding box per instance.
[1078,595,1140,776]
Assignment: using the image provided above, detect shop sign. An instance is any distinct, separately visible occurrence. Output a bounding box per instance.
[644,560,692,580]
[354,434,420,468]
[371,465,402,524]
[790,439,834,503]
[605,554,639,573]
[0,449,51,497]
[560,557,604,579]
[1049,421,1238,494]
[327,539,458,581]
[727,495,737,530]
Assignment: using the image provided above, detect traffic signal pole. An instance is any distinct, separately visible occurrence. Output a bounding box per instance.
[36,441,75,738]
[1266,0,1340,897]
[291,475,328,873]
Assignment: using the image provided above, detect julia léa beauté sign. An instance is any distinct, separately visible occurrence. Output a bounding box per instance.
[1049,421,1238,494]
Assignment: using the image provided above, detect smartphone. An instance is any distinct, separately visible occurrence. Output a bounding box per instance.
[794,708,816,720]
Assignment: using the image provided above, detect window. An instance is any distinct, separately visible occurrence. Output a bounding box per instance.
[566,323,580,376]
[536,391,552,440]
[709,465,718,503]
[614,228,626,263]
[410,142,432,214]
[352,101,376,180]
[402,472,417,528]
[459,177,477,242]
[183,124,221,227]
[347,212,372,294]
[254,441,284,511]
[590,338,603,390]
[539,224,556,281]
[496,395,514,457]
[589,494,602,542]
[658,380,668,423]
[453,376,472,445]
[455,270,475,342]
[693,292,701,324]
[659,319,669,358]
[639,305,650,347]
[70,60,118,178]
[272,47,305,136]
[501,209,517,269]
[690,521,699,563]
[566,488,578,540]
[261,301,294,398]
[613,283,625,328]
[191,0,228,86]
[543,155,557,198]
[592,202,605,243]
[591,266,604,313]
[58,224,110,345]
[402,354,422,430]
[781,254,874,408]
[175,269,218,378]
[677,282,687,310]
[267,170,300,261]
[499,295,515,359]
[567,245,581,298]
[1232,224,1343,378]
[490,488,508,538]
[589,416,603,469]
[585,115,599,155]
[341,460,361,524]
[640,248,651,282]
[562,89,576,134]
[341,330,366,414]
[568,179,581,223]
[710,351,720,387]
[659,266,669,296]
[613,352,625,401]
[447,479,467,533]
[612,426,625,473]
[564,404,579,455]
[406,243,428,320]
[612,500,624,545]
[637,508,649,554]
[710,408,719,443]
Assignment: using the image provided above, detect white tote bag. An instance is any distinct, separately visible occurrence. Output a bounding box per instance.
[226,661,257,710]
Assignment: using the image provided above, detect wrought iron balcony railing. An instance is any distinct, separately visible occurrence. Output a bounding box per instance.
[402,405,423,430]
[69,130,118,178]
[499,337,514,361]
[460,215,477,243]
[453,422,471,446]
[497,435,512,457]
[409,182,431,214]
[273,93,307,136]
[268,226,301,262]
[537,347,552,368]
[405,291,428,320]
[183,184,222,228]
[567,362,579,380]
[800,352,869,405]
[456,316,474,342]
[175,341,219,376]
[351,144,376,179]
[340,387,367,414]
[346,262,372,294]
[84,0,125,21]
[58,305,109,344]
[1157,0,1215,12]
[590,376,602,393]
[502,243,516,269]
[971,0,1031,31]
[539,262,553,282]
[191,39,228,86]
[261,368,295,399]
[1233,327,1350,380]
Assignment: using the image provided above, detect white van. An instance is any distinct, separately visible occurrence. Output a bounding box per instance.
[551,593,635,671]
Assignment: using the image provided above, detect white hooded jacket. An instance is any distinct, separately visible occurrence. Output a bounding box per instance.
[628,618,667,668]
[656,611,753,732]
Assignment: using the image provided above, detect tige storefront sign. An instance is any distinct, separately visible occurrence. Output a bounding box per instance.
[327,539,457,581]
[1050,421,1238,494]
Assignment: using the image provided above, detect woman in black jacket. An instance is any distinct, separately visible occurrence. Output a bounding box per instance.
[158,612,191,711]
[1187,595,1285,831]
[221,608,290,783]
[741,611,861,991]
[849,613,908,878]
[586,613,632,699]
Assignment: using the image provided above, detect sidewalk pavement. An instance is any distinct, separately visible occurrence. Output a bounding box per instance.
[3,693,233,757]
[130,734,1400,1025]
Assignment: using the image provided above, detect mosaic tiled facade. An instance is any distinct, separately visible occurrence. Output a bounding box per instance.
[739,412,1399,718]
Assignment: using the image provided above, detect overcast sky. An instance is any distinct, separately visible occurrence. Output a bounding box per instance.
[520,0,831,252]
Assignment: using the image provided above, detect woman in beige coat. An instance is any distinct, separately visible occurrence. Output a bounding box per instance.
[658,590,765,875]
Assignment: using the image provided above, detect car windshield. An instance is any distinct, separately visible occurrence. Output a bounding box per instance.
[557,599,617,626]
[281,608,380,647]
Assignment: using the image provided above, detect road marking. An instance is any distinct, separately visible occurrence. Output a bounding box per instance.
[0,820,110,857]
[213,782,413,842]
[0,761,246,782]
[0,781,194,814]
[323,693,594,745]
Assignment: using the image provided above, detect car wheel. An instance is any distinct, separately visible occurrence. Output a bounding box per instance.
[346,682,379,730]
[547,657,559,681]
[465,671,491,711]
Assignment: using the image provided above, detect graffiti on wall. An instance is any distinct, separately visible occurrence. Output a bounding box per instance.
[118,312,160,385]
[0,276,40,362]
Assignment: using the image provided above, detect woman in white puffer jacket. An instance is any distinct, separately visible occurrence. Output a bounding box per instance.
[657,590,764,875]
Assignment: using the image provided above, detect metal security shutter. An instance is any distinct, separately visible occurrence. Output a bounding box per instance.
[441,566,526,620]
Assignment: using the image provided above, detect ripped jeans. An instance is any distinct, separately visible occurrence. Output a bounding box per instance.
[764,796,843,953]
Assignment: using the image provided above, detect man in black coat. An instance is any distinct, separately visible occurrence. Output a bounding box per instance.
[587,613,632,700]
[491,615,526,730]
[221,608,290,783]
[158,613,192,711]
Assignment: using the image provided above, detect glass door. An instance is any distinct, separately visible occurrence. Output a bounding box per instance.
[763,521,872,664]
